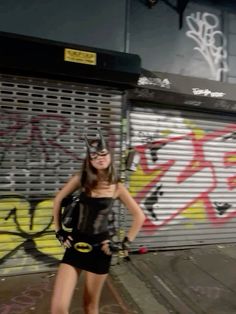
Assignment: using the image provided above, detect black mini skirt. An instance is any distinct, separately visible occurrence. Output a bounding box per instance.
[61,232,112,274]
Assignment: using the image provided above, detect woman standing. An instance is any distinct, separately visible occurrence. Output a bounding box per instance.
[51,131,145,314]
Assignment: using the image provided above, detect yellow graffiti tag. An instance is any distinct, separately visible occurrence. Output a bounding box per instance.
[129,167,162,196]
[0,196,63,264]
[184,119,205,139]
[182,200,207,220]
[226,155,236,163]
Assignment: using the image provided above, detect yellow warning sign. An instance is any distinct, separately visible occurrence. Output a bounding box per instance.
[64,48,97,65]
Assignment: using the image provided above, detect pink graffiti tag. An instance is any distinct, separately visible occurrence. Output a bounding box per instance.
[0,111,80,161]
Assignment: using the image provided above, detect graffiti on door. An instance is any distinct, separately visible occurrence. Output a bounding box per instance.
[129,118,236,234]
[0,110,117,274]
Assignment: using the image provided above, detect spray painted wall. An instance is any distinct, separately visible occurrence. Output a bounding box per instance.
[130,0,236,82]
[0,75,123,275]
[0,1,236,81]
[128,105,236,248]
[0,0,236,275]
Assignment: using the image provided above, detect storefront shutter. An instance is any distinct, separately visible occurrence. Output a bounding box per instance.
[0,74,123,275]
[128,104,236,250]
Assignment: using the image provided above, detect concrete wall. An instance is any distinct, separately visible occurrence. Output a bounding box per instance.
[0,0,126,51]
[130,1,220,79]
[0,0,236,81]
[130,0,236,82]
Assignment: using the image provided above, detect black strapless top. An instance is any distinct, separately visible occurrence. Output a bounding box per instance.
[74,192,115,236]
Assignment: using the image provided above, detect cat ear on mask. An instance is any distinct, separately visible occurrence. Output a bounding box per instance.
[84,129,108,154]
[84,134,95,154]
[97,129,107,151]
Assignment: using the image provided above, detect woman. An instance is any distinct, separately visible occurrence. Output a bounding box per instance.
[51,131,145,314]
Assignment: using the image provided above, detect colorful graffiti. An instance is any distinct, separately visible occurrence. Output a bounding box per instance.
[0,195,63,275]
[0,108,118,274]
[0,111,80,274]
[129,119,236,233]
[0,110,80,159]
[0,110,116,186]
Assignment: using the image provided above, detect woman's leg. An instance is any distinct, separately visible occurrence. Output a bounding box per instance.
[83,271,108,314]
[51,263,81,314]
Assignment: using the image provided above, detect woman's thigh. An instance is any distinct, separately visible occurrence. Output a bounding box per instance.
[83,271,108,305]
[51,263,81,311]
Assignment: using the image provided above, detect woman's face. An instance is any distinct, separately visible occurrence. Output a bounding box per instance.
[89,148,111,170]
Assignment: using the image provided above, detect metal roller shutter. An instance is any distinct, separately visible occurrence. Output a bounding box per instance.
[0,74,123,275]
[128,104,236,250]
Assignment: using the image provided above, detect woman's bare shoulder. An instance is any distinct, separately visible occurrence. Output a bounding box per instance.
[73,172,81,181]
[115,182,127,197]
[63,172,81,190]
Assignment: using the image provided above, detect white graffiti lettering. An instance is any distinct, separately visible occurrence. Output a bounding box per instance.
[138,76,171,89]
[192,88,225,98]
[186,12,228,81]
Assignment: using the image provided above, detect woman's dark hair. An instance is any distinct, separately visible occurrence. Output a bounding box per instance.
[80,140,118,194]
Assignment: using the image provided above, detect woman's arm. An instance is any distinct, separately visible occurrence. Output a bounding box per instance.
[53,174,81,232]
[117,182,145,242]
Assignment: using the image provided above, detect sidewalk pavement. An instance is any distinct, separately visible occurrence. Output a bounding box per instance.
[1,243,236,314]
[0,267,140,314]
[111,243,236,314]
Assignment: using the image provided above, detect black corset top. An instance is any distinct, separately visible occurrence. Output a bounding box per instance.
[75,192,115,236]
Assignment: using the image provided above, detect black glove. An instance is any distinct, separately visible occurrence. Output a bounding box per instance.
[108,240,122,253]
[122,236,132,251]
[107,237,132,253]
[55,229,71,245]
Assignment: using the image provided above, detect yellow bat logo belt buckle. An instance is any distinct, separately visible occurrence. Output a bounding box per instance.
[74,241,93,253]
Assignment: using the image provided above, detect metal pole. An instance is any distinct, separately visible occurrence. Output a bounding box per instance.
[124,0,131,53]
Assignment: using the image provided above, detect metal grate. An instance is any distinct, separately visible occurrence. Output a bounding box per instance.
[128,105,236,249]
[0,74,122,198]
[0,74,123,275]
